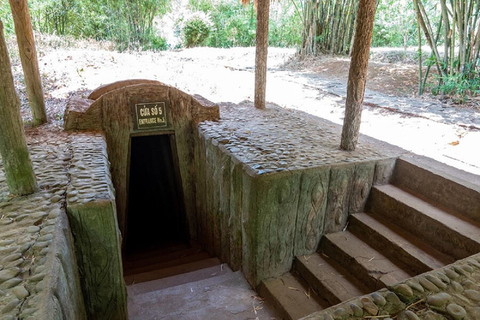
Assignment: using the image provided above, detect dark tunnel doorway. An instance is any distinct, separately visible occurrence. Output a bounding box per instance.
[125,134,189,259]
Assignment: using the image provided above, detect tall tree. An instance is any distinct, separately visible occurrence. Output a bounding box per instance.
[340,0,376,151]
[254,0,270,109]
[0,20,37,195]
[8,0,47,125]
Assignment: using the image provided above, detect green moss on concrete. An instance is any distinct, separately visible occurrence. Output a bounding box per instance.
[67,201,127,320]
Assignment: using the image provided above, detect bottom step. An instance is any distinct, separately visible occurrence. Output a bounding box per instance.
[259,272,326,320]
[128,270,278,320]
[294,253,370,306]
[128,264,231,296]
[124,257,221,285]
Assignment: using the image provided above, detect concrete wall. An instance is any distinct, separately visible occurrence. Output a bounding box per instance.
[195,128,397,287]
[64,83,220,242]
[66,133,127,320]
[35,210,87,320]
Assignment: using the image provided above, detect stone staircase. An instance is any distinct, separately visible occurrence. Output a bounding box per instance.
[259,156,480,320]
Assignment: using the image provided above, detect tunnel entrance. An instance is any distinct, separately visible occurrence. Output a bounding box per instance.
[125,134,189,258]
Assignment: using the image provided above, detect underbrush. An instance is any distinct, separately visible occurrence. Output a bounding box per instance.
[369,47,433,64]
[6,32,115,60]
[431,67,480,104]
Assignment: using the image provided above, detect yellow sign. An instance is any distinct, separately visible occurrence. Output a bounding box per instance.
[134,102,167,130]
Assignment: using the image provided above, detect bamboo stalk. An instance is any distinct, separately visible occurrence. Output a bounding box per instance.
[417,13,423,95]
[440,0,450,69]
[463,0,475,73]
[421,17,443,94]
[416,0,447,77]
[473,16,480,61]
[451,0,456,76]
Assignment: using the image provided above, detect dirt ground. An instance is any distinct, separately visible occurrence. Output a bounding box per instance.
[285,54,422,97]
[7,34,480,175]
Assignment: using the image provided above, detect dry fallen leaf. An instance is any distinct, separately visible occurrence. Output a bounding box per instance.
[253,305,263,313]
[304,288,311,299]
[449,141,460,146]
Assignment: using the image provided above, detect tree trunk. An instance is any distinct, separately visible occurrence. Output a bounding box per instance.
[254,0,270,109]
[8,0,47,125]
[340,0,376,151]
[0,20,37,195]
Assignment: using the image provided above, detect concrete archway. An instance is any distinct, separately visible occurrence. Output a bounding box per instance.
[64,80,220,253]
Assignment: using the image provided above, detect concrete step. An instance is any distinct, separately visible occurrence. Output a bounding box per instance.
[392,156,480,223]
[124,242,206,276]
[259,272,326,320]
[320,231,413,291]
[368,184,480,260]
[124,257,221,285]
[349,212,455,274]
[128,270,278,320]
[124,250,212,278]
[293,253,370,306]
[128,263,232,296]
[125,242,193,264]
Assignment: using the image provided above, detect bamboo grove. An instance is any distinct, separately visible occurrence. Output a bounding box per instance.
[301,0,359,55]
[300,0,480,99]
[414,0,480,98]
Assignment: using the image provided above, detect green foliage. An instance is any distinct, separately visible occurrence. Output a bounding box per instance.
[26,0,170,51]
[268,2,302,47]
[188,0,214,13]
[29,0,76,35]
[203,0,257,48]
[183,13,212,47]
[413,0,480,100]
[187,0,301,48]
[432,61,480,103]
[145,34,169,51]
[3,0,302,50]
[0,1,14,34]
[372,0,417,48]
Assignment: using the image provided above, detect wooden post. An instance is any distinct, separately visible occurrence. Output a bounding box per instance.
[340,0,376,151]
[254,0,270,109]
[0,20,37,195]
[8,0,47,125]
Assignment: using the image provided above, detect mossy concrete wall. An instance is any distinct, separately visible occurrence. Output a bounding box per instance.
[66,133,127,320]
[194,104,398,287]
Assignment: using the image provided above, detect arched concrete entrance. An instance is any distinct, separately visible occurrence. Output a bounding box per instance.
[64,80,219,259]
